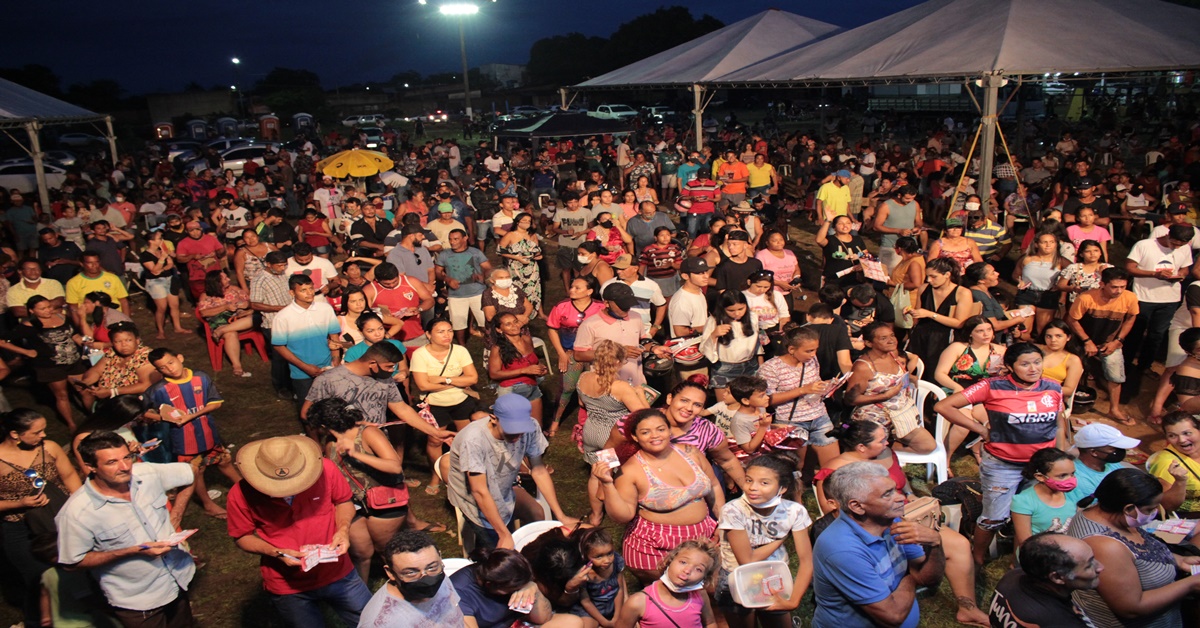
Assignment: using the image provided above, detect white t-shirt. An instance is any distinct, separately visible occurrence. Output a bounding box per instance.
[139,202,165,216]
[483,156,505,173]
[221,206,251,238]
[718,497,812,572]
[285,256,339,294]
[554,208,591,248]
[706,401,736,436]
[601,278,665,335]
[743,289,789,331]
[1128,237,1193,303]
[668,288,708,333]
[1151,224,1200,251]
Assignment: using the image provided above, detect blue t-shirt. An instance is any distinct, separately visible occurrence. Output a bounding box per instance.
[677,163,701,186]
[343,339,406,364]
[437,248,488,298]
[813,515,924,628]
[1065,461,1125,504]
[6,205,37,236]
[1011,486,1077,536]
[450,566,518,628]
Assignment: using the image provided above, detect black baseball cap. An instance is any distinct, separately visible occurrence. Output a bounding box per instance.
[602,282,639,311]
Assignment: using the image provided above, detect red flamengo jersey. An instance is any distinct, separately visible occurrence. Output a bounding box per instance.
[961,376,1062,464]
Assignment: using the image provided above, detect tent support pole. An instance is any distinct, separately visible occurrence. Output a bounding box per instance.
[105,116,118,167]
[559,88,568,111]
[978,73,1004,210]
[26,121,51,214]
[692,84,704,152]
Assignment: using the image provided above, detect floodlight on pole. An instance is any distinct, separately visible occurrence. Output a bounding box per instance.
[438,3,479,15]
[231,57,240,65]
[433,3,481,119]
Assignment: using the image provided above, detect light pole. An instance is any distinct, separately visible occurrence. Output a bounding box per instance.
[231,57,243,116]
[437,3,479,119]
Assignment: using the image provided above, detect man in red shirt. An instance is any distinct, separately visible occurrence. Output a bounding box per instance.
[174,221,225,302]
[227,436,371,626]
[681,176,721,238]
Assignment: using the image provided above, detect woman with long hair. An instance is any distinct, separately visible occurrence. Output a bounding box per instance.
[546,276,604,436]
[1038,320,1086,428]
[633,174,658,206]
[337,285,401,347]
[936,342,1068,565]
[754,229,801,312]
[139,230,186,339]
[197,270,254,377]
[963,262,1029,344]
[575,241,615,287]
[232,227,275,292]
[935,316,1007,458]
[7,296,87,431]
[905,256,975,383]
[1066,468,1200,627]
[488,313,547,418]
[1147,411,1200,517]
[845,322,936,454]
[497,212,544,316]
[0,409,81,625]
[577,339,650,524]
[297,206,335,256]
[586,211,633,264]
[1056,239,1111,305]
[700,290,761,403]
[813,419,991,627]
[1015,230,1070,336]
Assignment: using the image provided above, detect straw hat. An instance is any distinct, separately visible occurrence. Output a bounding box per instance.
[236,436,324,498]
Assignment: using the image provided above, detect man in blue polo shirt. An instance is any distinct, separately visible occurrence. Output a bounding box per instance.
[813,462,945,628]
[271,274,341,402]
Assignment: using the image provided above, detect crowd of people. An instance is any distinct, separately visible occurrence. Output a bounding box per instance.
[0,101,1196,628]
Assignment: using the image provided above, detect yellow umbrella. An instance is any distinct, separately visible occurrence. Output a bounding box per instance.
[316,149,394,178]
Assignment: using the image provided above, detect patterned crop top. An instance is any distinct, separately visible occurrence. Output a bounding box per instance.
[636,446,712,513]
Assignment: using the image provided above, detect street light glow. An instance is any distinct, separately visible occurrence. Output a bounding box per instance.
[439,3,479,15]
[231,57,240,65]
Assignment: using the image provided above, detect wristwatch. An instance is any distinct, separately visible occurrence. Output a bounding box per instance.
[444,377,452,385]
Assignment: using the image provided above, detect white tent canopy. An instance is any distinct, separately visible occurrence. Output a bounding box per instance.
[0,77,115,211]
[717,0,1200,84]
[577,9,840,89]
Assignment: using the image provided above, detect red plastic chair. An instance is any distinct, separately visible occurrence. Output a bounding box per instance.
[195,308,268,372]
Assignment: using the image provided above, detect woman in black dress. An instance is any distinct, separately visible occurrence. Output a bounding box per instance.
[904,257,975,383]
[815,215,868,288]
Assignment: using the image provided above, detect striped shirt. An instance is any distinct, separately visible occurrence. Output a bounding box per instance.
[965,219,1012,257]
[962,376,1062,464]
[639,243,683,278]
[144,369,224,456]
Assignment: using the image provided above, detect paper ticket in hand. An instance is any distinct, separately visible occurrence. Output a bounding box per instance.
[158,404,185,424]
[1191,564,1200,576]
[595,448,620,470]
[163,529,197,545]
[299,544,340,572]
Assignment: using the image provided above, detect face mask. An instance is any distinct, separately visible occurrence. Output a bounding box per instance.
[1101,449,1126,463]
[1125,508,1157,529]
[965,201,981,211]
[370,364,395,381]
[660,573,704,594]
[1042,477,1077,492]
[577,255,591,264]
[396,572,445,601]
[599,220,614,229]
[747,490,784,509]
[494,278,513,289]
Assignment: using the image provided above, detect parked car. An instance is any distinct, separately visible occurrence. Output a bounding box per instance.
[57,133,106,148]
[0,161,79,194]
[342,114,386,127]
[183,143,280,177]
[1043,81,1072,95]
[358,127,385,150]
[43,150,78,167]
[509,106,544,117]
[589,104,639,120]
[204,138,252,153]
[155,140,203,162]
[642,106,676,120]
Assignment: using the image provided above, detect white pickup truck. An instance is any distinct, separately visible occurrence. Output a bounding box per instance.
[588,104,639,120]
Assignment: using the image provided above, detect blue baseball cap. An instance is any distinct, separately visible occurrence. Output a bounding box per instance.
[494,394,538,434]
[835,169,852,179]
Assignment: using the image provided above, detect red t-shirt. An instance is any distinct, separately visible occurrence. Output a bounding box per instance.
[226,459,354,595]
[175,234,224,277]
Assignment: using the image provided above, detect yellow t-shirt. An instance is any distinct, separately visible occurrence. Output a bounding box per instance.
[7,278,65,309]
[746,163,776,189]
[410,344,474,406]
[65,271,129,305]
[816,181,852,217]
[1147,445,1200,513]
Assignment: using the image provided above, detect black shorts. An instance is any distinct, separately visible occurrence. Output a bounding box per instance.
[429,397,479,427]
[36,361,88,384]
[556,247,580,274]
[1014,288,1060,309]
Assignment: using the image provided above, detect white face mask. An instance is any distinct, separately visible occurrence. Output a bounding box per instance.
[494,278,513,289]
[747,490,784,510]
[660,573,704,594]
[965,201,981,211]
[577,255,591,264]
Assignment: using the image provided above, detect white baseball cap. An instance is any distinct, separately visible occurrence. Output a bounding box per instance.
[1074,423,1140,450]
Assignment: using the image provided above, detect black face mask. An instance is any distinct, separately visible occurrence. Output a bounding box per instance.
[395,572,445,601]
[599,220,614,229]
[369,364,394,381]
[1101,448,1126,463]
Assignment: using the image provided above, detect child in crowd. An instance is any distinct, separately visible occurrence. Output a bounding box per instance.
[758,327,840,486]
[53,204,86,249]
[142,348,243,521]
[573,527,628,628]
[726,376,773,457]
[717,454,813,628]
[700,290,761,404]
[615,539,719,628]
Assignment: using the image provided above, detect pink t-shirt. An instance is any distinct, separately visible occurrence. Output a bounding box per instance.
[1065,224,1111,251]
[546,299,605,351]
[755,249,798,292]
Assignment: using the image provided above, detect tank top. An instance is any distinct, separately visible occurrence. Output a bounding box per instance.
[636,446,712,513]
[299,218,331,247]
[879,199,918,248]
[1022,259,1058,291]
[497,351,538,388]
[368,277,421,340]
[641,583,705,628]
[0,443,65,523]
[1040,352,1070,385]
[938,245,974,275]
[1067,513,1180,628]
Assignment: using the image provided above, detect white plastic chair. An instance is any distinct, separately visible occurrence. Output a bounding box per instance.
[434,453,473,557]
[912,357,925,386]
[531,337,554,375]
[443,558,473,577]
[896,381,949,485]
[511,520,563,551]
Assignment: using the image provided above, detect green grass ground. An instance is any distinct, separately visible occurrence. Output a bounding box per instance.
[0,212,1170,627]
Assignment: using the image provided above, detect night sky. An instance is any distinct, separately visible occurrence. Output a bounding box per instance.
[5,0,923,94]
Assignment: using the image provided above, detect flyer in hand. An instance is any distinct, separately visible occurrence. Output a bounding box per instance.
[158,404,185,424]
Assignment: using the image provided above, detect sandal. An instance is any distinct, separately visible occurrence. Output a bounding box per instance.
[233,370,252,378]
[404,477,422,488]
[425,483,442,496]
[414,522,448,534]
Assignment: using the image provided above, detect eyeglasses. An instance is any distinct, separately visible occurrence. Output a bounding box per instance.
[394,562,444,581]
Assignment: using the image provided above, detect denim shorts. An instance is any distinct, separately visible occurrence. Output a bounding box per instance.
[710,360,758,388]
[978,450,1027,528]
[1087,348,1125,384]
[782,413,837,448]
[476,219,494,242]
[497,381,543,401]
[145,276,173,300]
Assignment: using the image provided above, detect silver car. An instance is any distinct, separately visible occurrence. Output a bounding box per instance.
[0,161,91,194]
[184,143,281,177]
